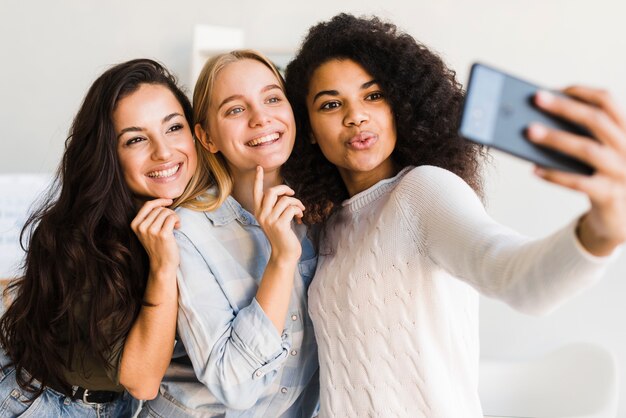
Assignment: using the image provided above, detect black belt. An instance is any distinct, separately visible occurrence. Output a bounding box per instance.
[71,386,121,404]
[171,355,193,366]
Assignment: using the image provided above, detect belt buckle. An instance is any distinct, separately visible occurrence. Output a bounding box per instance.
[82,388,95,405]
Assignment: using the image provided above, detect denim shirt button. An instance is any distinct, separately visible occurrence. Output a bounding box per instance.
[291,314,298,321]
[255,370,263,377]
[280,387,288,394]
[290,349,298,356]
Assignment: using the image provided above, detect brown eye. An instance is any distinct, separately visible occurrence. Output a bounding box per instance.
[125,136,145,146]
[320,101,340,110]
[167,124,183,133]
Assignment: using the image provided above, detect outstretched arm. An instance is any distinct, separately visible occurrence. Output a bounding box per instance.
[396,165,617,315]
[119,198,180,400]
[528,87,626,256]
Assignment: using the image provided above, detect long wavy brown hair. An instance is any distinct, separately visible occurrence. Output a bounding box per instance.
[283,13,486,224]
[0,59,194,396]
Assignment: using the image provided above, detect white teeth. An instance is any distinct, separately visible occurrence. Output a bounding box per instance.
[247,132,279,147]
[147,164,180,178]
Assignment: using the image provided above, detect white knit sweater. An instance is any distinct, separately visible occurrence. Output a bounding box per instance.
[309,165,612,418]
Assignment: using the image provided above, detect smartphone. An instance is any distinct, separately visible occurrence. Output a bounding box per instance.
[459,63,594,175]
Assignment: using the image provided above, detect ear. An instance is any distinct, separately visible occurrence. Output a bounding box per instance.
[194,124,219,154]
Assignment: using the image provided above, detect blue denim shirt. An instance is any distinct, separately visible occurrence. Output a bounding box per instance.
[152,195,319,417]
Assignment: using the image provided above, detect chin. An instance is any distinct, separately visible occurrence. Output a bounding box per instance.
[153,188,185,201]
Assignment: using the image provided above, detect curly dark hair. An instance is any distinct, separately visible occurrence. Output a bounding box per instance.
[0,59,193,396]
[283,13,486,224]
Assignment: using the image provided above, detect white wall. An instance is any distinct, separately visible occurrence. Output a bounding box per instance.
[2,0,626,414]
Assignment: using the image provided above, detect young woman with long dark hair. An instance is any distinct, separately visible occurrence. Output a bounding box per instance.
[0,58,205,417]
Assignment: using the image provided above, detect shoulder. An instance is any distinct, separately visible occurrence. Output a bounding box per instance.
[395,165,478,203]
[174,206,210,230]
[173,205,222,244]
[401,164,468,185]
[174,188,224,224]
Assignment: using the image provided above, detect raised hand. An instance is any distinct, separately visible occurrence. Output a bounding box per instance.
[527,87,626,256]
[121,198,181,396]
[130,198,181,272]
[253,166,304,261]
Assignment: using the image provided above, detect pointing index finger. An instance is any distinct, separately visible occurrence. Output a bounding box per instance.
[253,166,264,215]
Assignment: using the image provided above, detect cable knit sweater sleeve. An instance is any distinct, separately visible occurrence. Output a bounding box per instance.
[395,165,616,315]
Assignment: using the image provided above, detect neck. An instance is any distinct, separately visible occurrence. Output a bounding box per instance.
[230,166,283,213]
[340,160,399,197]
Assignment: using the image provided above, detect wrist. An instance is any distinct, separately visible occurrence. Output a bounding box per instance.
[576,214,621,257]
[148,264,178,282]
[142,276,178,306]
[268,252,300,269]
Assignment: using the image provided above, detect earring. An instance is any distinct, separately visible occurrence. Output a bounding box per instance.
[309,134,317,145]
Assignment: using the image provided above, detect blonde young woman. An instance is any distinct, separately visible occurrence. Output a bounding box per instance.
[139,50,319,418]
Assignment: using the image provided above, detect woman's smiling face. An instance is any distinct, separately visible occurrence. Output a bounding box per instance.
[115,83,197,200]
[202,58,296,178]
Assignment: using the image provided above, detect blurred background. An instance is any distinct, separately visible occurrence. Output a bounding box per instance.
[1,0,625,414]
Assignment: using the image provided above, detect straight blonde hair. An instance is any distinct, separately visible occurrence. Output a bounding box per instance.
[174,49,287,211]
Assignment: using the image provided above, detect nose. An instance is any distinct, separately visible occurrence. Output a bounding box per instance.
[151,137,173,160]
[248,105,271,128]
[343,102,369,127]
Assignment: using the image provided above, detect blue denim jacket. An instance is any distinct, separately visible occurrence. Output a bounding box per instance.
[145,195,319,417]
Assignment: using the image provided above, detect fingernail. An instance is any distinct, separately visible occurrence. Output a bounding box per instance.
[527,123,547,141]
[535,90,555,106]
[534,166,546,176]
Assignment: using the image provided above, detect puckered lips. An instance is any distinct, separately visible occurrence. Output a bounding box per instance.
[347,131,378,150]
[145,161,183,182]
[246,131,282,148]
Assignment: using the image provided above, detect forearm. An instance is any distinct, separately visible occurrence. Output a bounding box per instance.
[119,268,178,400]
[173,223,296,407]
[399,167,612,315]
[255,254,298,331]
[178,298,290,409]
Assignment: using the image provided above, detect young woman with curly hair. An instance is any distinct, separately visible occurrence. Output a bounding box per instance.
[0,58,204,417]
[283,13,626,417]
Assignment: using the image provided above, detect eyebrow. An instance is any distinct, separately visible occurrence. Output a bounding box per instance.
[217,84,283,110]
[116,112,183,140]
[312,79,379,103]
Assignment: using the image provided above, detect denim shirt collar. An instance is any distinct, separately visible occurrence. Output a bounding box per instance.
[205,195,259,227]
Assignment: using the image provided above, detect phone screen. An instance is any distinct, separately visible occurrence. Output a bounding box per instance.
[459,63,593,175]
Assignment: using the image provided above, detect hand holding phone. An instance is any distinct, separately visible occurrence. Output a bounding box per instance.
[461,65,626,256]
[459,63,594,175]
